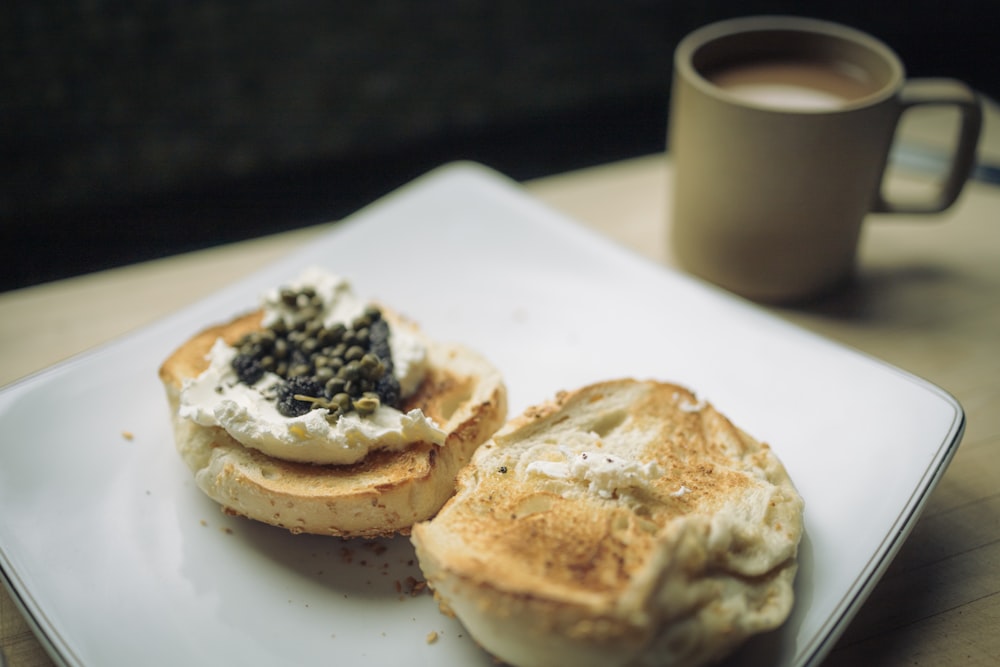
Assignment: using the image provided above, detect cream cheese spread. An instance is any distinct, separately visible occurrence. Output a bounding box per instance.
[178,268,446,465]
[525,432,661,499]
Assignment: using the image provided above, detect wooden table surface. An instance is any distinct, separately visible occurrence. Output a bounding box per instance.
[2,99,998,667]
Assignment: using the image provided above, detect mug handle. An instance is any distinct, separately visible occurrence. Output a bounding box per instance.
[873,79,982,214]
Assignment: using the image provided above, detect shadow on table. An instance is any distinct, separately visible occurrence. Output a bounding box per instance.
[783,263,978,331]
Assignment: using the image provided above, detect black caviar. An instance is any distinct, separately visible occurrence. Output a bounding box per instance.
[230,288,402,421]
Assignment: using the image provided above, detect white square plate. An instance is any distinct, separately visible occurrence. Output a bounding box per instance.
[0,163,963,667]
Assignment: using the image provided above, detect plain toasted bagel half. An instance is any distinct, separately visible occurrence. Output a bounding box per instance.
[411,378,804,667]
[159,308,507,538]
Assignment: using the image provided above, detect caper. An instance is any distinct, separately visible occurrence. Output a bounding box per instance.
[239,333,261,352]
[301,337,318,354]
[327,322,346,342]
[332,392,352,411]
[363,305,382,321]
[271,319,288,336]
[273,338,288,359]
[260,355,276,371]
[294,309,319,331]
[256,333,275,352]
[345,345,365,362]
[352,313,372,330]
[354,327,369,345]
[295,394,326,410]
[359,353,382,376]
[315,366,334,382]
[353,393,380,415]
[280,288,298,306]
[325,377,346,396]
[288,363,312,378]
[338,360,361,381]
[330,343,347,359]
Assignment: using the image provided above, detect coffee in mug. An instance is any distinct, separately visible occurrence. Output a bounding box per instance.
[668,16,981,303]
[706,59,881,110]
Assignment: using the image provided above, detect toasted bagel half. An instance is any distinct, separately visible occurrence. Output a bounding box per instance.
[411,378,803,667]
[159,309,507,538]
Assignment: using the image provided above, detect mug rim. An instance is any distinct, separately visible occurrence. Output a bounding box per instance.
[675,15,905,114]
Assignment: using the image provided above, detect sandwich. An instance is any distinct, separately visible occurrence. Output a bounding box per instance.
[411,378,803,667]
[159,267,507,538]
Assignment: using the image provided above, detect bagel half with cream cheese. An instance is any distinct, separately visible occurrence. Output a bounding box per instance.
[159,269,507,538]
[411,378,803,667]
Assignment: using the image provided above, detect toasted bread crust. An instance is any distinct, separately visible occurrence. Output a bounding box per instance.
[411,379,803,667]
[159,309,507,538]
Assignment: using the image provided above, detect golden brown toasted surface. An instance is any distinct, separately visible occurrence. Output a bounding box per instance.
[411,378,803,667]
[159,310,262,389]
[159,309,507,538]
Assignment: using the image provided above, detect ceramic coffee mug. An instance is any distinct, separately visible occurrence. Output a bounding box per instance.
[668,16,982,303]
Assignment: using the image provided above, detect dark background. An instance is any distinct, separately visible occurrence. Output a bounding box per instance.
[3,1,997,291]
